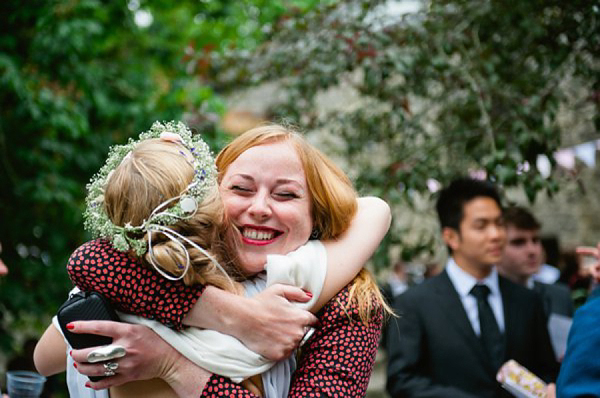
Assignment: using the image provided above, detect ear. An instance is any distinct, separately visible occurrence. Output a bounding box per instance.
[442,227,460,252]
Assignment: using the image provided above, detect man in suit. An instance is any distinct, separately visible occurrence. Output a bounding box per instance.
[386,178,558,398]
[497,206,574,318]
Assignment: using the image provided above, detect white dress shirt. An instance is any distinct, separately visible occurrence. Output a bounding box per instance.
[445,258,505,335]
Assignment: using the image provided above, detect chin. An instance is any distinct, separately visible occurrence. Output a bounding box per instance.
[487,254,503,264]
[238,256,268,276]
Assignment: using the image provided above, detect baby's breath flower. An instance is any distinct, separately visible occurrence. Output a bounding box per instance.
[83,121,217,255]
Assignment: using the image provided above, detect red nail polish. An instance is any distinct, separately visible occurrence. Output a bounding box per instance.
[85,382,91,388]
[69,350,73,357]
[73,363,77,369]
[66,323,74,330]
[305,291,313,298]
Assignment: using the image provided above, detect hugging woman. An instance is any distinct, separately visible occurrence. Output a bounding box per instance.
[36,123,391,397]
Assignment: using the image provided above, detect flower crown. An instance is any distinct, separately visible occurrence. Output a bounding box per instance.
[83,121,218,258]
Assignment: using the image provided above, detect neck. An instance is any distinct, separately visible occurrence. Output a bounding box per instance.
[452,254,493,281]
[498,269,528,285]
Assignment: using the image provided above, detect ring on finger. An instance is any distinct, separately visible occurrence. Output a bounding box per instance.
[104,369,116,377]
[103,362,119,372]
[102,362,118,377]
[300,327,315,346]
[87,344,126,363]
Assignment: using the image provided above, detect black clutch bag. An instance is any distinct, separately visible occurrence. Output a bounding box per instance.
[57,291,120,381]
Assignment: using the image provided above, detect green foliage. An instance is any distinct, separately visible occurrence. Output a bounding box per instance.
[0,0,198,356]
[205,0,599,269]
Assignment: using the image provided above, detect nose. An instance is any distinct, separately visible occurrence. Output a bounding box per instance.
[525,240,541,255]
[248,190,272,220]
[489,224,505,241]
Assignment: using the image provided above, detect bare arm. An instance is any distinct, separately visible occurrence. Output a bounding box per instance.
[34,323,67,376]
[315,196,391,310]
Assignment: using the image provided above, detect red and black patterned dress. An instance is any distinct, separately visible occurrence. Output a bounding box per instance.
[68,239,383,397]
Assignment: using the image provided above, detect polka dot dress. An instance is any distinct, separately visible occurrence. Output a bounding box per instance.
[67,239,383,397]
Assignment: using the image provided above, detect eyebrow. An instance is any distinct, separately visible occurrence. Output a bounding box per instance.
[230,173,303,186]
[472,216,503,224]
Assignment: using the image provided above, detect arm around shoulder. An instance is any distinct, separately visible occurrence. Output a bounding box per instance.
[316,196,391,310]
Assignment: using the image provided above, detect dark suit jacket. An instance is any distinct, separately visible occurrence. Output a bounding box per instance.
[386,270,558,398]
[532,281,574,318]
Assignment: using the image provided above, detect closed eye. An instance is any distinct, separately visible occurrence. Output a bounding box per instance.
[275,192,299,199]
[231,185,253,193]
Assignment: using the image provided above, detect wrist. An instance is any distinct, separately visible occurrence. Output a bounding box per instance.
[164,355,211,396]
[217,293,251,339]
[183,286,251,339]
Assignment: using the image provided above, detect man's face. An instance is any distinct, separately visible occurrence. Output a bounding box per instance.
[498,226,543,279]
[444,197,506,276]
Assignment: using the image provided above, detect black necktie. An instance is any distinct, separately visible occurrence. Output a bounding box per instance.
[470,284,504,370]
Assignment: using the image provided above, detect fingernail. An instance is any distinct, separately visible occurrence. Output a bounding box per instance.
[85,382,91,388]
[303,290,313,298]
[69,350,72,357]
[66,323,74,330]
[73,363,77,369]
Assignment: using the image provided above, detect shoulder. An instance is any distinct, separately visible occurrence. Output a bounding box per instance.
[400,272,445,301]
[70,239,131,261]
[318,283,383,327]
[499,275,536,297]
[500,276,547,313]
[573,297,600,324]
[67,239,141,272]
[542,281,572,298]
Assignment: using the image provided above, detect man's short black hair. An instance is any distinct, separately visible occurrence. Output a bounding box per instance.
[436,177,503,231]
[503,206,541,230]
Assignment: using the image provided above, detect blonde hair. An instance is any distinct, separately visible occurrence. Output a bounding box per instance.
[216,124,391,322]
[104,138,242,292]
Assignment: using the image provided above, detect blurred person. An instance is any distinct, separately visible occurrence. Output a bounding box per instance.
[0,242,8,275]
[382,260,409,302]
[380,261,408,351]
[556,243,600,397]
[496,206,573,318]
[533,237,561,284]
[560,249,593,307]
[423,261,442,279]
[386,177,557,398]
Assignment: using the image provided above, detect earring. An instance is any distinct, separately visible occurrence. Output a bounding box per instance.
[310,229,320,239]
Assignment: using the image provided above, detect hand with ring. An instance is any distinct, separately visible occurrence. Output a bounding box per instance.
[68,320,211,396]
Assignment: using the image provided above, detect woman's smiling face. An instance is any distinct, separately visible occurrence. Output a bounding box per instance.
[219,140,313,275]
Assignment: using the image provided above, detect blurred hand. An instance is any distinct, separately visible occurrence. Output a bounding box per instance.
[546,382,556,398]
[0,242,8,275]
[576,243,600,283]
